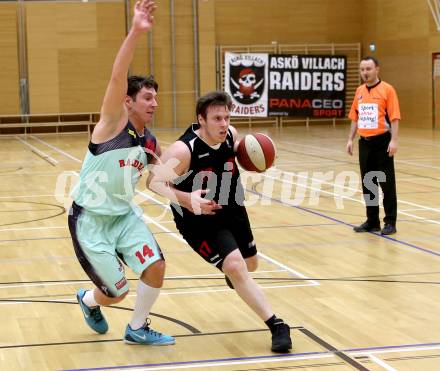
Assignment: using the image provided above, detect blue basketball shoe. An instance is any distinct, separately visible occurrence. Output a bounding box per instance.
[76,288,108,334]
[124,319,175,345]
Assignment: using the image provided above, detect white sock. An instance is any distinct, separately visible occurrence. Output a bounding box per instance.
[129,280,160,330]
[82,289,98,308]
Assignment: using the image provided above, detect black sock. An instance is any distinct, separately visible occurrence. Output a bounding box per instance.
[265,315,284,333]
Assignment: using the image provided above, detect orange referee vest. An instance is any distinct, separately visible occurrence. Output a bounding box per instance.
[349,80,401,137]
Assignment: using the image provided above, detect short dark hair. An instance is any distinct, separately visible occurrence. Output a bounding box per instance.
[127,75,158,100]
[196,91,232,121]
[361,56,379,67]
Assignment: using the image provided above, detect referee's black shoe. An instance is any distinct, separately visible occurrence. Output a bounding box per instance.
[271,322,292,353]
[381,224,396,235]
[353,221,381,233]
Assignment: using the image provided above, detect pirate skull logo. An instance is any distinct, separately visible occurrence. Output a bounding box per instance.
[231,68,263,100]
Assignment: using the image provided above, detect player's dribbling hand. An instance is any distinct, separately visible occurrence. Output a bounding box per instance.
[189,189,222,215]
[132,0,157,33]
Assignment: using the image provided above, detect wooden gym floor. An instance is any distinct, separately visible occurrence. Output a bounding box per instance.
[0,124,439,371]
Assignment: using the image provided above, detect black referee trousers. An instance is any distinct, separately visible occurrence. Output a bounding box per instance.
[358,131,397,226]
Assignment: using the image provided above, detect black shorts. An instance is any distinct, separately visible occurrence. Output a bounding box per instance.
[174,206,257,270]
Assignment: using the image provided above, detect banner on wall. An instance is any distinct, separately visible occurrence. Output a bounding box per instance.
[224,52,346,118]
[224,52,269,117]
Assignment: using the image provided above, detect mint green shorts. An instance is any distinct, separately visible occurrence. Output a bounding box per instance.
[68,202,163,297]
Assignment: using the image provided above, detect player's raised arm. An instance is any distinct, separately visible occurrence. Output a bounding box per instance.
[98,0,157,138]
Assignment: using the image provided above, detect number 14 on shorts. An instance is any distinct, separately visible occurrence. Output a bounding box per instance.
[135,244,155,264]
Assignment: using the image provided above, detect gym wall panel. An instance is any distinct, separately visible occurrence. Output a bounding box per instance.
[57,3,98,113]
[131,32,151,78]
[26,4,60,113]
[95,2,127,113]
[130,0,152,83]
[375,1,429,40]
[12,0,439,130]
[380,39,430,130]
[0,3,20,115]
[362,0,440,128]
[325,0,364,42]
[214,0,362,45]
[210,0,363,112]
[58,49,99,113]
[174,0,196,127]
[110,0,179,129]
[147,0,174,128]
[198,0,216,95]
[26,2,125,114]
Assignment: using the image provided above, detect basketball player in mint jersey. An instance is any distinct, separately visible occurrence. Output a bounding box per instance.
[68,0,174,346]
[148,91,292,353]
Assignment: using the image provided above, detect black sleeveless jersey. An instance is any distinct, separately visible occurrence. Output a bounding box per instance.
[171,123,245,224]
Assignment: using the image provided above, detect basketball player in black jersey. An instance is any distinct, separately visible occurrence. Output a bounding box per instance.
[147,91,292,353]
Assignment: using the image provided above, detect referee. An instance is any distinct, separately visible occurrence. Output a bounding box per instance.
[346,56,401,235]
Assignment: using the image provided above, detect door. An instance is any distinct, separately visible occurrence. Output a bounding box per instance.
[433,53,440,129]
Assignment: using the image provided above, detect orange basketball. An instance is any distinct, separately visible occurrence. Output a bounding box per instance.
[236,133,276,173]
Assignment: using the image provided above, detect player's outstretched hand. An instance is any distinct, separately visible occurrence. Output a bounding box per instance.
[132,0,157,34]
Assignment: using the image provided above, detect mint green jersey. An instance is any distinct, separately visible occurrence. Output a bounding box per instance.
[72,122,157,215]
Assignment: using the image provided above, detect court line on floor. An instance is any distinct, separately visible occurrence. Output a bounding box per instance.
[2,272,440,293]
[30,134,440,221]
[276,141,440,186]
[30,135,82,163]
[400,207,440,212]
[15,136,58,166]
[0,280,315,304]
[0,172,63,177]
[275,168,440,217]
[0,284,315,304]
[396,159,440,171]
[0,194,59,199]
[0,221,340,234]
[0,326,303,350]
[59,340,440,371]
[0,270,285,290]
[24,133,440,225]
[274,160,440,186]
[157,137,440,219]
[278,139,440,170]
[248,185,440,258]
[0,225,66,232]
[62,353,335,371]
[299,327,368,370]
[262,171,440,227]
[397,136,440,148]
[368,354,396,371]
[1,193,438,261]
